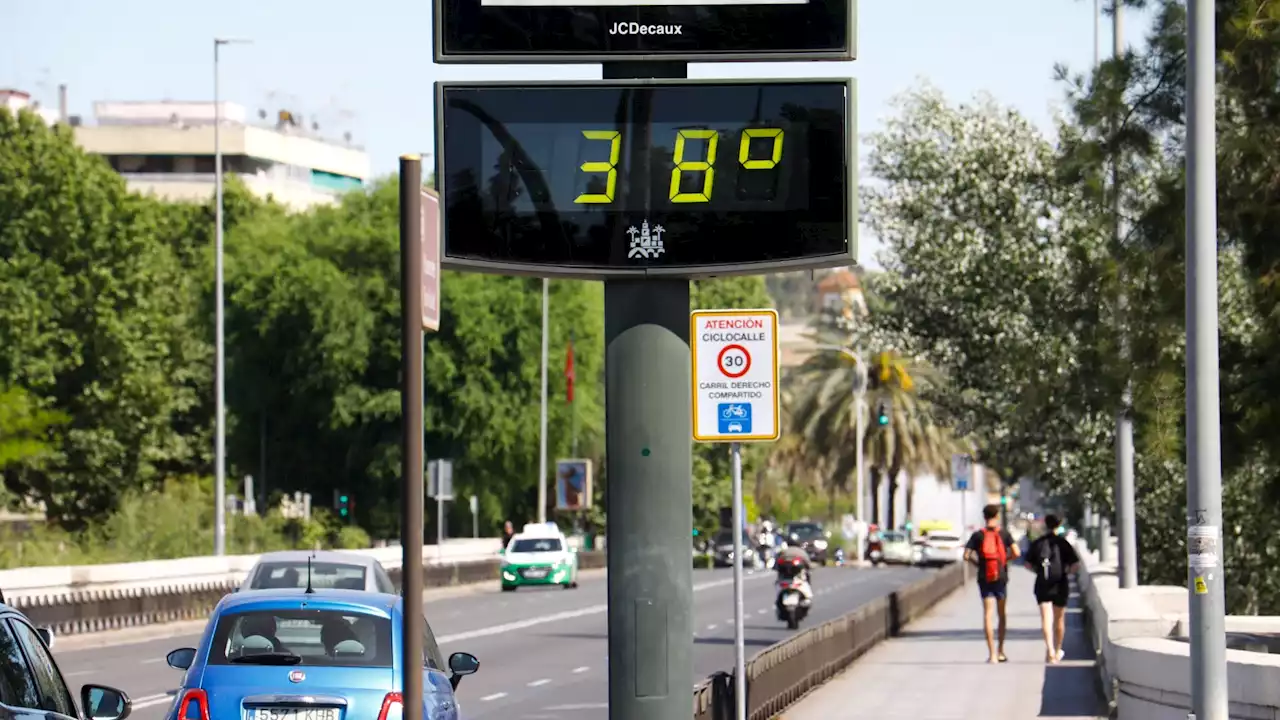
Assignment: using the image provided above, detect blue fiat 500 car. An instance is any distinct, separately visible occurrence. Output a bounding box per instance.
[163,589,479,720]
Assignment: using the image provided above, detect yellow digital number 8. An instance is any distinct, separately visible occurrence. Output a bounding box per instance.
[669,129,718,203]
[739,128,785,169]
[574,130,621,204]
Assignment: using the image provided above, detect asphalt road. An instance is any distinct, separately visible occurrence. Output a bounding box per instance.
[51,565,932,720]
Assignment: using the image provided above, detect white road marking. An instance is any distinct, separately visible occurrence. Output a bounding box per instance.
[545,703,609,711]
[571,666,590,674]
[142,657,164,664]
[480,692,508,701]
[62,670,94,678]
[130,694,177,710]
[706,624,718,630]
[436,574,767,644]
[528,678,551,687]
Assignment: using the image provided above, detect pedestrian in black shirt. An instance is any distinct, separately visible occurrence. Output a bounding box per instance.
[963,504,1020,663]
[1022,514,1081,663]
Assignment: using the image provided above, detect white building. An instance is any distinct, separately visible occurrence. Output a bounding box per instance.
[1,89,60,126]
[74,100,370,211]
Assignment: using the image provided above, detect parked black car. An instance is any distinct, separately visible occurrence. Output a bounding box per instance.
[784,522,831,565]
[711,530,757,567]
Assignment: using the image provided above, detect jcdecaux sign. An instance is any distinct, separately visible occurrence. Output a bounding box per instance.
[690,309,779,443]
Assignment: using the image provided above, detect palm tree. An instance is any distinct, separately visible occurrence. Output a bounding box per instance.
[787,332,958,529]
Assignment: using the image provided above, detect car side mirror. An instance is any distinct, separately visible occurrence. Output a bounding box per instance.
[37,627,55,649]
[447,652,479,690]
[166,647,196,670]
[81,684,131,720]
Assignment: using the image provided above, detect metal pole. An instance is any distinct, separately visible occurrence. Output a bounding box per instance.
[437,496,445,562]
[602,61,692,720]
[538,277,550,524]
[1093,0,1101,68]
[730,442,747,720]
[853,353,866,561]
[213,38,227,557]
[398,154,426,720]
[1186,0,1228,716]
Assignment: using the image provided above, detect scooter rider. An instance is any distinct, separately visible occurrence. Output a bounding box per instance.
[776,543,814,594]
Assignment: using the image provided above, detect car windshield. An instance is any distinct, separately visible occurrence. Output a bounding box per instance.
[510,538,562,553]
[251,561,367,590]
[209,609,392,667]
[882,531,907,542]
[787,524,823,540]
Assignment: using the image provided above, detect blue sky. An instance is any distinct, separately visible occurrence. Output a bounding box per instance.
[7,0,1154,266]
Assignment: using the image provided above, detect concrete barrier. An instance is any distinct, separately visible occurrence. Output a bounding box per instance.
[1073,536,1280,719]
[0,539,616,637]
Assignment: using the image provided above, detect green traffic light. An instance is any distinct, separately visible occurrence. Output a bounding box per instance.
[339,495,348,503]
[877,414,889,426]
[1000,496,1009,506]
[340,508,349,516]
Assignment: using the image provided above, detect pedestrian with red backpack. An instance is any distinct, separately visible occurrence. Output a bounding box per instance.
[963,504,1020,663]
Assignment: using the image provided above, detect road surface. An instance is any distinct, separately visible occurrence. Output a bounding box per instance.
[52,565,932,720]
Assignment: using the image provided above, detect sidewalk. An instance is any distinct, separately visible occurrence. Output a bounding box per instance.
[779,567,1107,720]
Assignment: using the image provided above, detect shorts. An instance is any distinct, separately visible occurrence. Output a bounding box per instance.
[1035,580,1070,607]
[978,580,1007,600]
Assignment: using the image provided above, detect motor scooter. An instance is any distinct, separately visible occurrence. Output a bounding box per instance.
[866,535,884,566]
[774,557,812,630]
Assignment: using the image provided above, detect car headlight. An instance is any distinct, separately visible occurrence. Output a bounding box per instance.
[814,539,828,549]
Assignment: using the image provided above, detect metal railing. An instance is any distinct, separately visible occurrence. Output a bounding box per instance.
[11,551,608,636]
[693,563,966,720]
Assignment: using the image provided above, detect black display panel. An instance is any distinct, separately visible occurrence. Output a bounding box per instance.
[433,0,855,63]
[436,80,855,277]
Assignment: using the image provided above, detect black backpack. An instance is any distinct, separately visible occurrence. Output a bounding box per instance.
[1036,537,1066,584]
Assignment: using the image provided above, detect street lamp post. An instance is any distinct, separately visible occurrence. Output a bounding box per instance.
[816,344,867,557]
[213,37,250,557]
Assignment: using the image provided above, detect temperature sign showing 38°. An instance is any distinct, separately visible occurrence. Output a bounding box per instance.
[691,309,779,443]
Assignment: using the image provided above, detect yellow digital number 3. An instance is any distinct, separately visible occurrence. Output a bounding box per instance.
[739,128,785,170]
[574,130,621,204]
[669,129,718,203]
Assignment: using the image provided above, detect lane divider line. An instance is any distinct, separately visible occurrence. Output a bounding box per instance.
[480,692,508,702]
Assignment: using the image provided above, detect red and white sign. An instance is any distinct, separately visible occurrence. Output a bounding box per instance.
[690,308,779,443]
[717,344,751,378]
[421,189,441,332]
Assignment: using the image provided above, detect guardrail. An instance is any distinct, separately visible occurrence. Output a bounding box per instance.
[5,548,606,637]
[692,562,966,720]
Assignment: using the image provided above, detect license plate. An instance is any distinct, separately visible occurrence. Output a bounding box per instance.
[781,594,800,607]
[522,568,549,578]
[254,708,340,720]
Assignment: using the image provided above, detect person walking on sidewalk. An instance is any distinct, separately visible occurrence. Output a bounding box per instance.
[1022,514,1081,663]
[964,505,1020,663]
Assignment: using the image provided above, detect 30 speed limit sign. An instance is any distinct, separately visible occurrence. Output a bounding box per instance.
[690,309,779,443]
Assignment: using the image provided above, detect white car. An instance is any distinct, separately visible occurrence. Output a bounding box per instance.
[237,549,397,593]
[916,531,965,566]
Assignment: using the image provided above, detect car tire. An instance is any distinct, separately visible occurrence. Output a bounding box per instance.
[502,585,517,592]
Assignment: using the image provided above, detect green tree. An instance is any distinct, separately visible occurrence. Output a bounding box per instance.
[0,385,68,475]
[0,109,211,528]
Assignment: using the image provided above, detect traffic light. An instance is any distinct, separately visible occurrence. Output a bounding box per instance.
[875,401,890,426]
[1000,495,1009,507]
[338,492,351,519]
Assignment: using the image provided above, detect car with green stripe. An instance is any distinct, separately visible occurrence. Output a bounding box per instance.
[500,523,579,591]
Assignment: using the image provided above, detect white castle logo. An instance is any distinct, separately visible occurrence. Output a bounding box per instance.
[626,220,665,260]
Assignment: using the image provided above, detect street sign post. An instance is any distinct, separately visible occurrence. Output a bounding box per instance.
[690,307,779,720]
[691,309,780,442]
[429,458,454,560]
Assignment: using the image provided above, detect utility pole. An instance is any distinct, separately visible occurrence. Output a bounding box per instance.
[212,36,250,556]
[1111,0,1139,588]
[853,350,866,559]
[1185,1,1228,717]
[538,278,550,523]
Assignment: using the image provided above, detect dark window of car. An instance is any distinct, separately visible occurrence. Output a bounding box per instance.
[786,524,823,541]
[509,538,562,553]
[422,621,446,671]
[714,531,733,545]
[250,562,368,591]
[9,620,75,716]
[0,618,40,708]
[208,609,393,667]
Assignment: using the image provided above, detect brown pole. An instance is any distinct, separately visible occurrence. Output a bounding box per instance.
[399,154,425,720]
